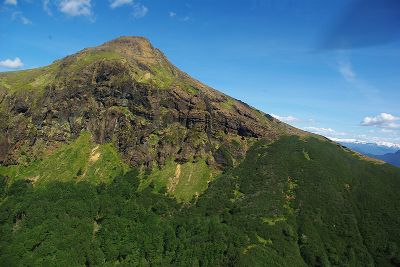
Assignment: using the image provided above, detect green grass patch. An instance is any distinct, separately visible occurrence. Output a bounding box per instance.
[65,51,122,74]
[302,149,311,160]
[219,97,235,110]
[261,216,286,226]
[256,234,273,245]
[139,158,219,202]
[148,64,175,88]
[0,132,128,185]
[0,63,60,94]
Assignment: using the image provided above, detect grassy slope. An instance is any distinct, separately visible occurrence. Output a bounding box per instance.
[139,158,219,202]
[0,51,121,95]
[0,132,128,185]
[0,64,59,95]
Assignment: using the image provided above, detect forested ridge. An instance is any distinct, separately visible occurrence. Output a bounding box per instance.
[1,136,400,266]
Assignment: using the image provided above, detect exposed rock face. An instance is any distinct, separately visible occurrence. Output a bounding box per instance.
[0,36,303,167]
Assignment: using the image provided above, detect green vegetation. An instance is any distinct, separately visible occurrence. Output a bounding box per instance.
[195,136,400,266]
[63,50,123,74]
[144,64,200,94]
[139,158,218,202]
[0,63,59,93]
[0,50,122,94]
[0,170,244,266]
[219,97,236,110]
[147,64,176,88]
[302,148,311,160]
[0,132,128,185]
[0,136,400,266]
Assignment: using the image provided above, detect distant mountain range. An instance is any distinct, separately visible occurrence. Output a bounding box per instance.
[368,150,400,168]
[336,140,400,167]
[335,140,399,155]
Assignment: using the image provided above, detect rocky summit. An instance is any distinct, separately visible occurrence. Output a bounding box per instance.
[1,37,400,266]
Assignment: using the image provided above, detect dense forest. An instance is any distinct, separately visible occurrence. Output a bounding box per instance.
[1,136,400,266]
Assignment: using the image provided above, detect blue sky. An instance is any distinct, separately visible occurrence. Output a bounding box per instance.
[1,0,400,147]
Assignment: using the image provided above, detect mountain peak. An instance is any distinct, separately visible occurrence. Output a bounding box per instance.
[85,36,164,65]
[101,36,153,52]
[105,36,151,44]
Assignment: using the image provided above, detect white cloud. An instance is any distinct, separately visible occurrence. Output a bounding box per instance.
[59,0,92,16]
[338,60,356,82]
[303,126,347,136]
[329,137,400,149]
[110,0,132,9]
[304,126,335,134]
[132,3,147,18]
[372,140,400,148]
[361,113,400,129]
[271,114,299,123]
[328,137,375,146]
[169,11,176,17]
[109,1,147,19]
[12,12,32,25]
[4,0,17,5]
[328,137,363,144]
[0,57,24,69]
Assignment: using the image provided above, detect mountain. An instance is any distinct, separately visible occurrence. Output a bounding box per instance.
[1,37,400,266]
[337,141,399,156]
[369,150,400,168]
[335,140,400,167]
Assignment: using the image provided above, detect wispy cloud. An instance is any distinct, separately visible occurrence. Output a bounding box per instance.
[43,0,52,15]
[300,114,400,149]
[109,0,147,19]
[180,16,190,22]
[380,128,394,133]
[329,137,400,149]
[271,114,299,123]
[338,60,356,82]
[304,126,335,134]
[4,0,17,5]
[303,126,347,136]
[132,3,147,19]
[328,137,362,143]
[110,0,132,9]
[361,113,400,129]
[0,57,24,69]
[271,114,315,125]
[169,13,190,22]
[12,11,32,25]
[336,57,380,101]
[59,0,92,16]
